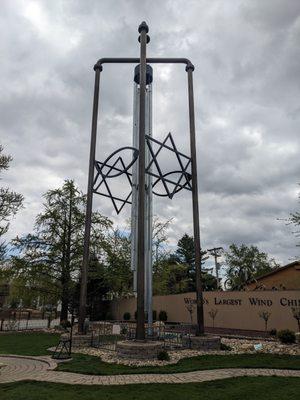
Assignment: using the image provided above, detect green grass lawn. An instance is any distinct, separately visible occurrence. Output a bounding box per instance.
[0,332,59,356]
[1,377,300,400]
[1,332,299,377]
[57,352,300,375]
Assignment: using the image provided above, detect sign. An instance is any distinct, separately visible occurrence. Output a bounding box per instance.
[112,324,121,335]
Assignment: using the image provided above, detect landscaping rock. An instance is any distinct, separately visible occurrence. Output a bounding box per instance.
[67,337,300,367]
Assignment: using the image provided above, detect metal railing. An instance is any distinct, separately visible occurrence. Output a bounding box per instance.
[88,321,192,351]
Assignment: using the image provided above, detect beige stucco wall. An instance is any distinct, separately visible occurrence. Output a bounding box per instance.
[110,290,300,332]
[246,265,300,290]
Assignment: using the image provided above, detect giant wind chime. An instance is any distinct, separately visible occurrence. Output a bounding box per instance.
[78,22,204,340]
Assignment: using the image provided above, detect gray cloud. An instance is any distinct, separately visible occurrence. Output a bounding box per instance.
[1,0,300,265]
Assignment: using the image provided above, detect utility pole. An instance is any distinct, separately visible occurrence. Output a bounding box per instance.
[207,247,223,289]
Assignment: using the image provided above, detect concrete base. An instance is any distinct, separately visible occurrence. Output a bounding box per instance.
[188,335,221,350]
[116,340,163,359]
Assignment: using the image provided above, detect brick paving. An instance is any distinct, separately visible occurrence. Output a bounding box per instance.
[1,355,300,386]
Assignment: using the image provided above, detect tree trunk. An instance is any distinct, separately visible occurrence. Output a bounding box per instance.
[60,277,69,322]
[60,206,68,323]
[60,190,73,323]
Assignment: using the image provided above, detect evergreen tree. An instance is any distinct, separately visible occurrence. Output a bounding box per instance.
[153,233,217,294]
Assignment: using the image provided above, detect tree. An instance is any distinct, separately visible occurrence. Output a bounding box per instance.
[174,234,195,291]
[102,229,132,298]
[153,234,217,294]
[0,145,23,260]
[286,187,300,255]
[10,180,112,321]
[224,244,279,290]
[153,261,189,295]
[202,272,218,291]
[176,233,195,267]
[152,216,173,266]
[174,234,216,291]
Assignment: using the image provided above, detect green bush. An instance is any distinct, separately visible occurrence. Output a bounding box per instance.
[277,329,296,344]
[220,343,232,351]
[269,328,277,336]
[152,310,157,321]
[60,320,71,329]
[159,310,168,322]
[120,326,128,335]
[157,350,170,361]
[123,312,131,321]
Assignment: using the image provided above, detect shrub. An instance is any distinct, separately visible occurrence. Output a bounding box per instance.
[159,310,168,322]
[152,310,157,321]
[121,326,128,335]
[157,350,170,361]
[269,328,277,336]
[134,311,137,320]
[123,312,131,321]
[220,343,232,351]
[60,320,71,329]
[277,329,296,344]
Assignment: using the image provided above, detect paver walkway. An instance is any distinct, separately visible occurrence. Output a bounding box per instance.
[1,355,300,386]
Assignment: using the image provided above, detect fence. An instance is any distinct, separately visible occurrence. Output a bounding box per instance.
[0,316,60,331]
[89,321,192,351]
[0,308,63,332]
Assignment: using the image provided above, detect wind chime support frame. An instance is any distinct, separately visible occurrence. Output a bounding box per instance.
[78,22,204,338]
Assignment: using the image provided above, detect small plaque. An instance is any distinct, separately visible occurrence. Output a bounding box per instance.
[112,324,121,335]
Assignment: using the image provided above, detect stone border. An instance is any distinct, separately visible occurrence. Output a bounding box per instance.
[116,340,163,359]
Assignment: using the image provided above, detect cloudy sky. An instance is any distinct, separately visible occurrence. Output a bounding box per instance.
[1,0,300,267]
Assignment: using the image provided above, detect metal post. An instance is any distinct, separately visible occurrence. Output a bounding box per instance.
[186,64,204,335]
[145,83,153,336]
[131,81,139,293]
[136,21,149,340]
[78,65,102,333]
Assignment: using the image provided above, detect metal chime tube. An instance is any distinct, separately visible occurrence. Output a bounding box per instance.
[145,83,153,335]
[131,63,153,336]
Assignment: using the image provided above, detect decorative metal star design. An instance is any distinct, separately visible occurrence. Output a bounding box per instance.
[93,133,192,214]
[145,132,192,199]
